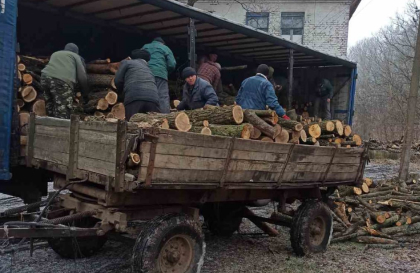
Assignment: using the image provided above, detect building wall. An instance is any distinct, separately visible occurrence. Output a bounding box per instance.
[184,0,351,57]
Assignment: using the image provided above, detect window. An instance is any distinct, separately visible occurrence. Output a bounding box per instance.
[246,12,269,32]
[281,12,304,36]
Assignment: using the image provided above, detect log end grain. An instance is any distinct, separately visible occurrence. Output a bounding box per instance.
[32,100,46,116]
[275,129,289,143]
[175,112,192,132]
[362,183,370,194]
[250,127,262,139]
[260,136,274,142]
[105,91,118,105]
[353,187,363,195]
[111,103,125,120]
[333,120,344,136]
[344,125,352,137]
[201,127,212,135]
[241,124,254,139]
[232,105,244,124]
[21,86,37,103]
[97,98,109,111]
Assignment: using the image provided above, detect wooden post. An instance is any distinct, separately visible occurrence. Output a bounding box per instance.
[288,49,294,110]
[188,18,197,69]
[399,19,420,186]
[66,115,80,181]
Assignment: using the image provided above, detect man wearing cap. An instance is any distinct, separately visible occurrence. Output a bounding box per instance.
[41,43,89,119]
[114,49,160,120]
[236,64,290,120]
[177,67,219,110]
[142,37,176,114]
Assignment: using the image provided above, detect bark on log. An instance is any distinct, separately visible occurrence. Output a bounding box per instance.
[130,112,191,132]
[21,86,37,103]
[381,222,420,235]
[20,135,27,146]
[355,196,377,212]
[270,212,293,225]
[250,127,262,139]
[342,141,357,146]
[20,55,48,68]
[331,233,357,244]
[131,117,169,129]
[84,98,109,112]
[370,212,387,224]
[356,236,398,245]
[360,191,392,199]
[319,120,335,133]
[187,105,243,125]
[27,71,40,83]
[365,244,398,249]
[304,123,321,138]
[87,74,115,88]
[244,110,281,139]
[189,126,212,135]
[277,119,303,131]
[250,109,277,118]
[299,129,307,143]
[110,103,125,120]
[275,129,290,143]
[31,100,46,116]
[206,124,253,139]
[370,215,400,230]
[262,117,278,125]
[88,90,118,105]
[332,120,344,136]
[86,62,120,74]
[304,137,317,145]
[288,130,300,144]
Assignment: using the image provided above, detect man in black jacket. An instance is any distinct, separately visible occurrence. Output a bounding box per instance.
[314,78,333,120]
[114,49,160,120]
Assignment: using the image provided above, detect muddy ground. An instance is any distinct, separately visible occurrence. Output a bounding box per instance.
[1,160,420,273]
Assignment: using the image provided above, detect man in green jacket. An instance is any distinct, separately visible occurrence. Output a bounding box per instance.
[142,37,176,113]
[41,43,88,119]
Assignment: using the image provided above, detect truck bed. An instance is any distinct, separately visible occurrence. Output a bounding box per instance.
[24,115,367,193]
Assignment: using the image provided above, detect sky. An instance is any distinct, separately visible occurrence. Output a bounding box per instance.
[348,0,420,48]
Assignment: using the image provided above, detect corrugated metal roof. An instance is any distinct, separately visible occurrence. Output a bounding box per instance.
[21,0,356,68]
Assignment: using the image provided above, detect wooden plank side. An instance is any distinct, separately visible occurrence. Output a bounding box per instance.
[326,172,358,182]
[231,150,288,162]
[35,117,70,127]
[141,154,225,171]
[79,129,117,145]
[79,121,118,132]
[224,171,281,183]
[284,163,329,173]
[33,148,69,165]
[141,142,229,159]
[78,141,116,163]
[156,131,231,149]
[289,154,332,164]
[291,145,336,156]
[228,160,284,172]
[138,168,223,183]
[234,139,293,153]
[35,125,70,138]
[77,156,115,177]
[33,134,70,154]
[329,164,360,173]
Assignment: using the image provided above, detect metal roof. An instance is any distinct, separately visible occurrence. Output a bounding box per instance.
[21,0,357,69]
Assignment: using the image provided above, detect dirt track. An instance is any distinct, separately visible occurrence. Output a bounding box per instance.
[1,160,420,273]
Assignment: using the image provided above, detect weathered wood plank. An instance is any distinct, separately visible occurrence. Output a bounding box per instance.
[284,163,328,173]
[224,171,281,183]
[141,154,225,170]
[79,121,118,132]
[79,129,117,145]
[228,160,284,172]
[33,148,69,165]
[77,156,115,177]
[141,142,229,159]
[34,134,70,153]
[332,156,361,164]
[292,145,336,156]
[233,139,293,153]
[35,117,70,127]
[138,168,223,183]
[329,164,360,173]
[326,172,358,182]
[35,125,70,139]
[289,154,333,164]
[231,150,288,162]
[78,141,116,162]
[157,131,231,149]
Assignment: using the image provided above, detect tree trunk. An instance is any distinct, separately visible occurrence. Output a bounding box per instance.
[86,62,120,74]
[304,123,322,138]
[244,110,281,139]
[127,152,141,168]
[130,112,191,131]
[186,105,243,125]
[189,126,212,135]
[332,120,344,136]
[356,236,398,245]
[87,74,115,88]
[205,124,253,139]
[277,118,303,131]
[31,100,46,116]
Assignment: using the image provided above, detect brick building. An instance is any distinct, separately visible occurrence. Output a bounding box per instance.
[182,0,361,57]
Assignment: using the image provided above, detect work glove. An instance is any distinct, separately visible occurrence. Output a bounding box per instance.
[282,115,290,120]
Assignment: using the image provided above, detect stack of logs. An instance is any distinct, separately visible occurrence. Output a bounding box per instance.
[329,178,420,248]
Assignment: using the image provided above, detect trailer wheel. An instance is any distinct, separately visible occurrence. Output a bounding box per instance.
[131,213,204,273]
[203,203,244,237]
[290,200,333,256]
[48,217,107,259]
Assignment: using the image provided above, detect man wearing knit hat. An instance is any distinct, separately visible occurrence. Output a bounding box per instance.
[142,37,176,114]
[236,64,290,120]
[177,67,219,110]
[114,49,160,120]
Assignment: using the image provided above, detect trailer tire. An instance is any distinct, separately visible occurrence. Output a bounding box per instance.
[203,203,244,237]
[290,200,332,256]
[48,217,107,259]
[131,213,204,273]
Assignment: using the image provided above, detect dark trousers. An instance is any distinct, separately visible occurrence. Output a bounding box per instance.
[314,96,331,120]
[155,77,170,114]
[125,100,160,121]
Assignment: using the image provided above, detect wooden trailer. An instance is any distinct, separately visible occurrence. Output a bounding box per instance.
[1,114,368,272]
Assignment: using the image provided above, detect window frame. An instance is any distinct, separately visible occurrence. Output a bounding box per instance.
[281,12,305,36]
[246,12,270,32]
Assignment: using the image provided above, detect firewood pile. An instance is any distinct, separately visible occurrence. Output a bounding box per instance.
[329,178,420,249]
[369,138,420,152]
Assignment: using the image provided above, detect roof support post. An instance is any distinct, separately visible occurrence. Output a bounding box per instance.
[287,49,294,110]
[188,18,197,69]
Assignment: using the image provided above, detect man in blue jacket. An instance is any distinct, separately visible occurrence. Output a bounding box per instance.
[114,49,160,120]
[177,67,219,110]
[142,37,176,113]
[236,64,290,119]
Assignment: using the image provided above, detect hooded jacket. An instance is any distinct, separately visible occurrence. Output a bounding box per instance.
[177,77,219,110]
[141,41,176,80]
[41,43,88,96]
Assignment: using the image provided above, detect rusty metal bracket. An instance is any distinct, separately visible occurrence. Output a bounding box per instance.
[219,137,236,188]
[322,146,339,186]
[277,144,296,188]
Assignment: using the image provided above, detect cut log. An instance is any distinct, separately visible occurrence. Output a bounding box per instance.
[106,113,115,119]
[288,130,300,144]
[20,135,28,146]
[262,116,278,125]
[304,137,317,145]
[342,141,357,146]
[275,129,290,143]
[319,120,335,133]
[86,62,120,74]
[22,74,33,85]
[88,59,111,64]
[304,123,321,138]
[343,125,352,137]
[381,222,420,236]
[370,212,387,224]
[370,215,400,230]
[361,183,370,194]
[130,112,191,131]
[206,124,253,139]
[299,129,307,143]
[277,119,303,131]
[332,120,344,136]
[251,109,277,118]
[331,233,357,244]
[187,105,243,125]
[127,152,141,168]
[17,99,25,108]
[85,98,109,112]
[17,71,22,82]
[105,91,118,105]
[244,110,281,139]
[20,55,48,67]
[94,111,105,117]
[132,117,168,129]
[356,236,398,245]
[364,178,373,187]
[173,100,180,108]
[319,134,335,139]
[31,100,46,116]
[353,187,363,195]
[348,134,362,146]
[87,74,115,88]
[260,136,274,142]
[250,127,262,139]
[190,126,212,135]
[18,63,26,72]
[21,86,37,103]
[270,212,293,226]
[396,216,411,226]
[243,207,279,237]
[110,103,125,120]
[27,71,41,83]
[355,196,377,212]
